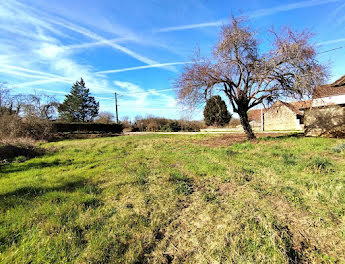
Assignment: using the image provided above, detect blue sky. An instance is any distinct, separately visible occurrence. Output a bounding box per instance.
[1,0,345,120]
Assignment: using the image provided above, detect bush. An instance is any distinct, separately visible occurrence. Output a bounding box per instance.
[169,171,193,195]
[0,114,52,140]
[131,116,205,132]
[332,143,345,153]
[161,121,181,132]
[228,118,241,128]
[307,157,333,173]
[0,143,46,163]
[22,116,53,140]
[52,122,123,134]
[94,112,115,124]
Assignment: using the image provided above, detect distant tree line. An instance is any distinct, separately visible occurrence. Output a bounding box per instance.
[0,77,211,142]
[0,82,58,140]
[0,79,116,141]
[127,116,206,132]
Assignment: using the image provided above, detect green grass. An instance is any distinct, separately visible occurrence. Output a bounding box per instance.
[0,134,345,263]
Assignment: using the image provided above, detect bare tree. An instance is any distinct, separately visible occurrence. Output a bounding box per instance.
[22,94,58,120]
[0,83,13,115]
[176,17,327,139]
[120,116,131,129]
[95,111,115,124]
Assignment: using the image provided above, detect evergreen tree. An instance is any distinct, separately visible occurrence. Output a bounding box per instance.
[203,95,231,126]
[58,78,99,122]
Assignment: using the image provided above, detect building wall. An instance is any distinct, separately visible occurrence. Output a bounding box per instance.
[250,120,263,130]
[264,104,302,131]
[305,105,345,136]
[313,94,345,107]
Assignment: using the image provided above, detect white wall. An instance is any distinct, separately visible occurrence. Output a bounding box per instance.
[313,94,345,107]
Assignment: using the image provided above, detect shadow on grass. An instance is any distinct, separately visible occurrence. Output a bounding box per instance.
[0,158,74,174]
[0,179,102,211]
[259,133,304,141]
[0,144,46,162]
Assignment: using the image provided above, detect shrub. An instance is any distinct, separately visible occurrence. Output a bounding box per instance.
[282,153,296,165]
[94,112,115,124]
[0,143,46,163]
[51,122,123,134]
[22,116,53,140]
[0,113,23,139]
[161,121,181,132]
[202,190,218,202]
[332,143,345,153]
[131,116,205,132]
[169,171,193,195]
[307,157,333,173]
[228,118,241,128]
[0,114,52,140]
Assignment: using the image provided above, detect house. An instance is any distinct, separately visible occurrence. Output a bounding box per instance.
[263,100,312,131]
[248,109,264,130]
[248,100,311,131]
[312,75,345,107]
[305,75,345,136]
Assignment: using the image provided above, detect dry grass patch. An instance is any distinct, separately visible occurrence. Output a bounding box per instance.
[0,134,344,263]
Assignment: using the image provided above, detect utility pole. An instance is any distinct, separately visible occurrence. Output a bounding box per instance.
[115,92,119,123]
[261,107,264,131]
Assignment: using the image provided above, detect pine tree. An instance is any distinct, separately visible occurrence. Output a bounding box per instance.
[58,78,99,122]
[203,95,231,126]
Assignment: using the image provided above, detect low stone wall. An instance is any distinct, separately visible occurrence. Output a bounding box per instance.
[304,105,345,137]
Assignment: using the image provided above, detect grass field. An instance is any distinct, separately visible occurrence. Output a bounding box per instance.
[1,134,345,263]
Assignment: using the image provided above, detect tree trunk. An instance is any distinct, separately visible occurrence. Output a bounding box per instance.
[238,109,256,140]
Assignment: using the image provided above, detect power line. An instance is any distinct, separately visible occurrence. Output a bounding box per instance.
[318,45,345,54]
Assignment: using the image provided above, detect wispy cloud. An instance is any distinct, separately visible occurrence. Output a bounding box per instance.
[40,14,159,66]
[248,0,340,18]
[112,80,178,112]
[0,1,127,94]
[0,0,66,39]
[0,64,70,80]
[12,78,72,88]
[113,80,150,106]
[64,37,131,51]
[317,37,345,46]
[155,21,222,33]
[328,1,345,25]
[2,0,167,68]
[155,0,341,33]
[97,61,196,74]
[33,88,68,95]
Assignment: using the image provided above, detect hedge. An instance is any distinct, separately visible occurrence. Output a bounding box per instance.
[52,122,123,134]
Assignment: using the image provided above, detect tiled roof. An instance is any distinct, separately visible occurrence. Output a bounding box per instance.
[271,100,312,115]
[313,75,345,99]
[248,99,311,120]
[279,101,303,115]
[248,109,263,121]
[289,100,312,109]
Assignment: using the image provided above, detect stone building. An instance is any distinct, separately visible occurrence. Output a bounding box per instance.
[248,100,311,131]
[263,100,312,131]
[305,75,345,136]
